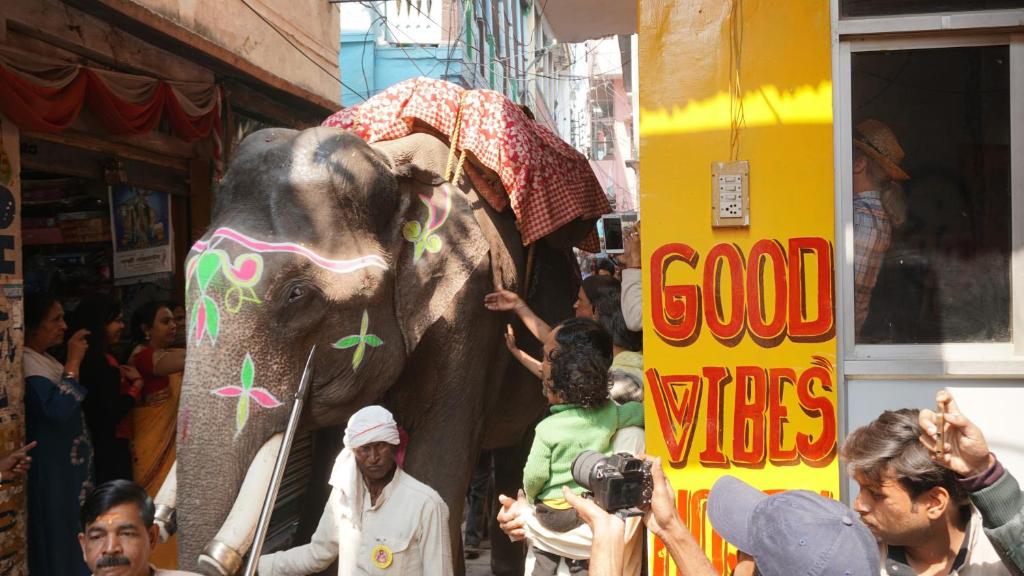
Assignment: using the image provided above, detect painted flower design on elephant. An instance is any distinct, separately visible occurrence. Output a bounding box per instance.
[185,248,264,346]
[187,227,391,347]
[402,185,452,261]
[211,353,282,437]
[332,310,383,370]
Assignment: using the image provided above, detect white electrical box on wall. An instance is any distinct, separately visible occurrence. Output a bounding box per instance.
[711,160,750,227]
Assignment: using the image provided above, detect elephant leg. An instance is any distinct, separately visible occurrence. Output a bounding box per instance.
[400,411,482,576]
[489,427,534,576]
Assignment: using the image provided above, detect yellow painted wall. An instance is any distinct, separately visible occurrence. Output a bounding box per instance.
[639,2,837,574]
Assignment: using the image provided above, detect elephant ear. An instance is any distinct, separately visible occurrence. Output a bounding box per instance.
[392,177,489,354]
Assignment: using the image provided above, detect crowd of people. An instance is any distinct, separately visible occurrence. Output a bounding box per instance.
[21,294,186,575]
[11,216,1024,576]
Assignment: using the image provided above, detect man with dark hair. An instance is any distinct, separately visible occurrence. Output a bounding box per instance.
[842,390,1024,576]
[79,480,199,576]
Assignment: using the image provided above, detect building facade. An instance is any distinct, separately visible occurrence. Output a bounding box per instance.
[0,0,340,571]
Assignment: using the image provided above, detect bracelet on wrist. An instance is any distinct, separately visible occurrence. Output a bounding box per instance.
[62,371,77,380]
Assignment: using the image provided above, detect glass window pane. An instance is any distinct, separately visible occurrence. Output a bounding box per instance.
[851,45,1011,344]
[842,0,1024,18]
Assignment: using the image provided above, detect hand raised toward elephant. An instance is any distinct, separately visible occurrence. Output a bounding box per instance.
[484,289,525,312]
[504,324,519,354]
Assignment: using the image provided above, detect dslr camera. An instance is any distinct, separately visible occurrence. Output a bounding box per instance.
[571,450,653,515]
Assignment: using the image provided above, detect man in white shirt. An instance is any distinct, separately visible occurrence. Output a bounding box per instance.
[258,406,452,576]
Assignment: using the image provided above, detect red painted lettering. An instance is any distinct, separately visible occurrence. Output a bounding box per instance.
[788,237,835,341]
[747,240,788,346]
[650,243,701,345]
[768,368,799,464]
[732,366,767,466]
[703,244,745,345]
[698,366,730,466]
[796,365,837,463]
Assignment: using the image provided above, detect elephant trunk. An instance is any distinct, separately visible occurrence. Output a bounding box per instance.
[177,368,290,572]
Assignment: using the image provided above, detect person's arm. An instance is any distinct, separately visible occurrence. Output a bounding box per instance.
[852,204,886,334]
[617,401,645,429]
[484,289,553,343]
[504,324,542,378]
[919,390,1024,575]
[258,489,340,575]
[620,223,643,332]
[642,456,720,576]
[25,375,88,423]
[0,441,36,482]
[419,495,454,575]
[521,429,552,503]
[562,487,625,576]
[150,348,186,376]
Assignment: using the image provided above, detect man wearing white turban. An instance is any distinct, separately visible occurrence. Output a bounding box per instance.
[258,406,452,575]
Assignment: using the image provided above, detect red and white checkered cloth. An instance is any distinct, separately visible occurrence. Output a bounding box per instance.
[322,77,609,251]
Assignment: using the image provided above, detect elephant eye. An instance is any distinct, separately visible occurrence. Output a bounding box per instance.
[287,286,305,303]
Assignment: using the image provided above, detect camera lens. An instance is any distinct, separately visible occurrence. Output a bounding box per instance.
[571,450,607,491]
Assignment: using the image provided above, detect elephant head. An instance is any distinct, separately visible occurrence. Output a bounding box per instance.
[176,127,495,571]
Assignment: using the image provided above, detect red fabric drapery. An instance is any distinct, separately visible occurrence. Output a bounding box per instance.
[323,77,610,251]
[0,46,222,161]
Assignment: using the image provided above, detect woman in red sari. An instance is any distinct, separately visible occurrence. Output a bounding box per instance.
[128,301,185,567]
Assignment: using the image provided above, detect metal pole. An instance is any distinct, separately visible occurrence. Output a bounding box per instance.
[241,345,317,576]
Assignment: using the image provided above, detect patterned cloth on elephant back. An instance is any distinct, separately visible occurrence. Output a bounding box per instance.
[321,77,610,252]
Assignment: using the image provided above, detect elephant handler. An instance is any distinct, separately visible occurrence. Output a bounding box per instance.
[258,406,453,575]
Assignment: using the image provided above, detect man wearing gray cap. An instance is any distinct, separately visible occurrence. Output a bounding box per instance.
[552,457,878,576]
[707,476,880,576]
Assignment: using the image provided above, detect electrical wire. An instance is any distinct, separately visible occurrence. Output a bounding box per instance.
[729,0,745,161]
[236,0,367,102]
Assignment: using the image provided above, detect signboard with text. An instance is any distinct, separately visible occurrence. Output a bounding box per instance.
[638,2,837,574]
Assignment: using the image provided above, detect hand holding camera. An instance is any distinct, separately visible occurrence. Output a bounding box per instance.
[571,451,653,517]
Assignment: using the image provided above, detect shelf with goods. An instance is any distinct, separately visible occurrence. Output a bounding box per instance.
[21,173,115,302]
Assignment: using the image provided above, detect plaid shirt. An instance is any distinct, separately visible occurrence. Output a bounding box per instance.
[853,190,892,333]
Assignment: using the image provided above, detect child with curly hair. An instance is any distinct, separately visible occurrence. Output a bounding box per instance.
[522,317,644,575]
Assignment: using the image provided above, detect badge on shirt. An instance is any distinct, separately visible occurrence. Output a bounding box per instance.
[371,543,393,569]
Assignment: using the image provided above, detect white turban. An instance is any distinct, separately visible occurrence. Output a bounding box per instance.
[343,405,401,449]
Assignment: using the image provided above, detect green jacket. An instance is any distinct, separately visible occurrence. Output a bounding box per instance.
[522,400,644,503]
[970,468,1024,576]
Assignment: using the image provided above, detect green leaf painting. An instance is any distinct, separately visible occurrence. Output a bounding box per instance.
[332,310,384,370]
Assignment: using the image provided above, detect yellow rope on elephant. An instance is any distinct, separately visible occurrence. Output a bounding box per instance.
[452,149,468,186]
[444,93,467,183]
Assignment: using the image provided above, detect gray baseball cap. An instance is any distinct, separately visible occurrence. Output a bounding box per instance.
[708,476,880,576]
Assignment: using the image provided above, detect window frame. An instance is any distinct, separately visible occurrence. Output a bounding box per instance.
[831,6,1024,372]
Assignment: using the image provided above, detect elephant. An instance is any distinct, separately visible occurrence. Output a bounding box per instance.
[170,127,584,574]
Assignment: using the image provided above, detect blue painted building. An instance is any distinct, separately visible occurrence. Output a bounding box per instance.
[338,0,585,141]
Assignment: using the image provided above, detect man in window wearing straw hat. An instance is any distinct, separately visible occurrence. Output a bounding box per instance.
[852,118,909,336]
[258,406,452,575]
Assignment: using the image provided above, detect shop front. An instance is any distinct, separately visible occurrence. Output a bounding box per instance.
[0,0,340,570]
[638,0,1023,573]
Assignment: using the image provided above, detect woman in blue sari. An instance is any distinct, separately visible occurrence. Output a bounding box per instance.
[24,294,92,576]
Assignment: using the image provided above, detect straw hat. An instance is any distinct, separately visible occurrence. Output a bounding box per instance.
[853,119,909,181]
